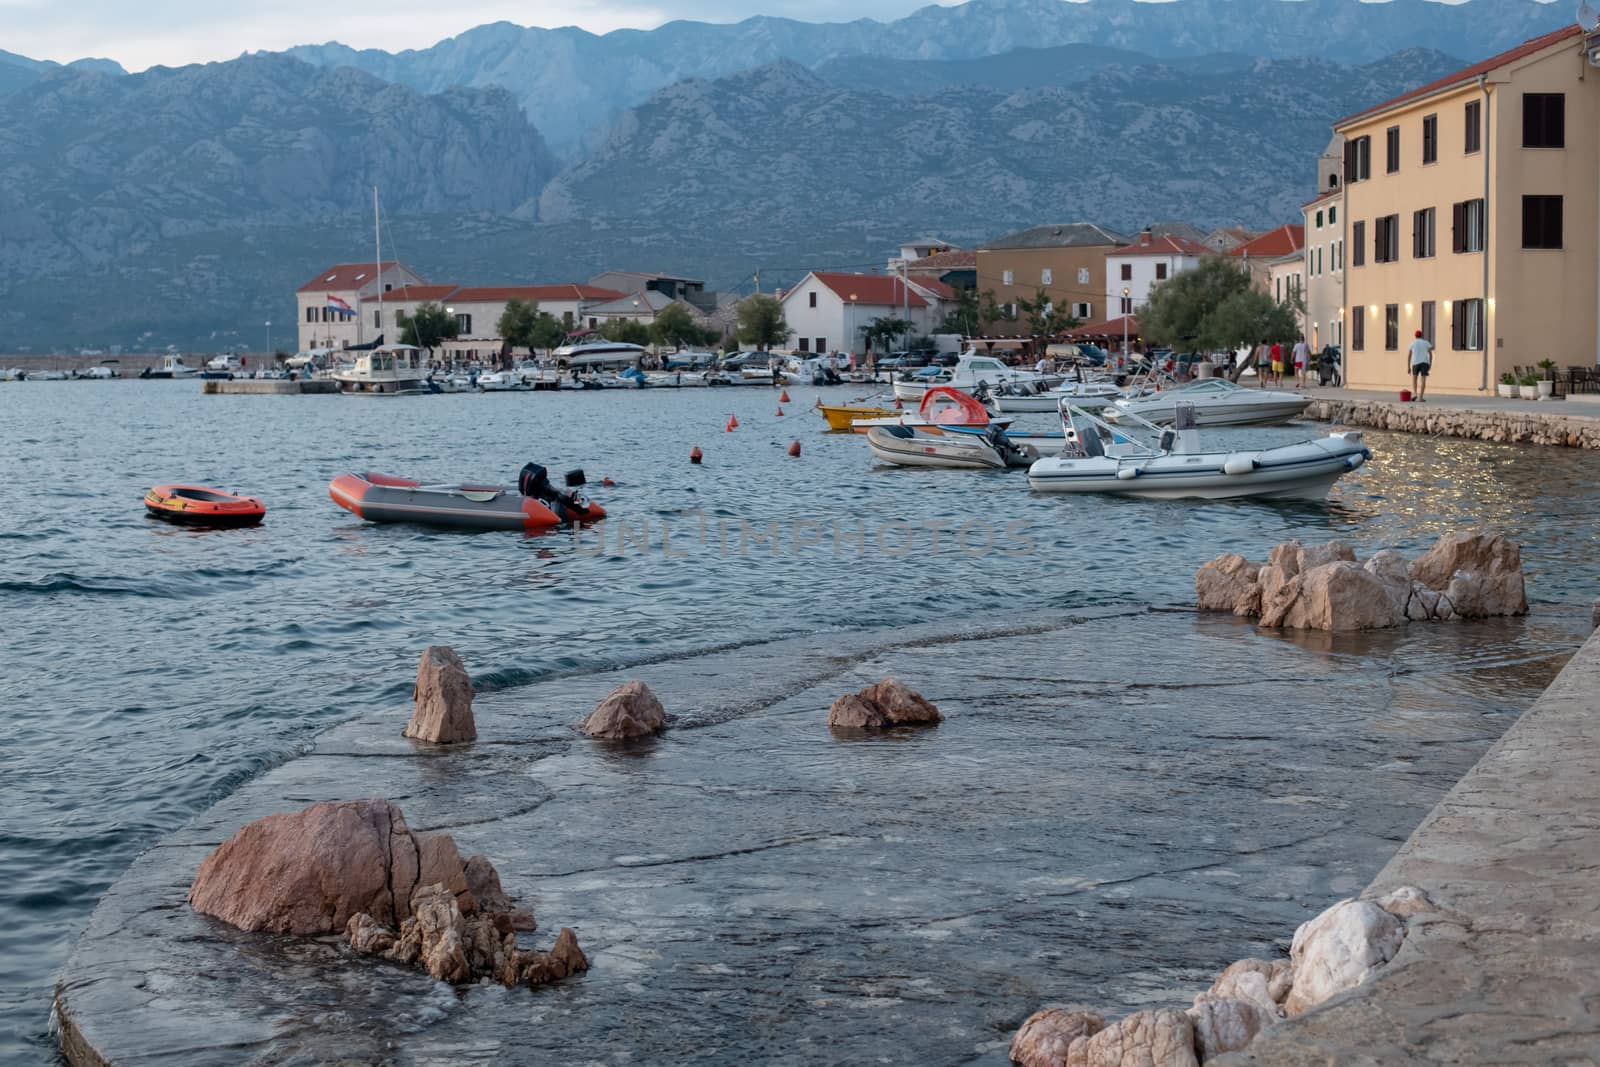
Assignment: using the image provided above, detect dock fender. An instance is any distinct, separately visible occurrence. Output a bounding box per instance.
[1346,452,1368,471]
[1116,467,1140,481]
[1222,453,1260,476]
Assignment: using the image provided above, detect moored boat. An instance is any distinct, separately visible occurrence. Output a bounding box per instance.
[333,345,431,396]
[329,464,605,532]
[1106,378,1311,427]
[891,351,1061,402]
[818,402,901,432]
[865,424,1015,470]
[1027,403,1370,500]
[144,485,266,526]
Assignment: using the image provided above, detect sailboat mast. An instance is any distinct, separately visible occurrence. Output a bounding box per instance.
[373,186,382,347]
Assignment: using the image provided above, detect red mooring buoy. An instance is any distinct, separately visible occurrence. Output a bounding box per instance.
[690,447,703,464]
[787,440,802,458]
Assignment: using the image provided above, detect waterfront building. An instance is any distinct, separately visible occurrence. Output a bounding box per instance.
[903,249,977,292]
[1302,186,1346,352]
[584,289,677,327]
[295,261,425,352]
[1336,24,1600,393]
[1202,226,1258,254]
[1104,229,1211,315]
[1267,251,1309,340]
[779,271,943,356]
[977,223,1129,326]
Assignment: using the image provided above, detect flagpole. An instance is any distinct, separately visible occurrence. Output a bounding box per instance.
[373,186,381,349]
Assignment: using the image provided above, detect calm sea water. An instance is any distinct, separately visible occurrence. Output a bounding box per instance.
[2,380,1596,1061]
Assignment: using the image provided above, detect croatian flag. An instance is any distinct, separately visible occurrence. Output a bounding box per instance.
[326,295,355,317]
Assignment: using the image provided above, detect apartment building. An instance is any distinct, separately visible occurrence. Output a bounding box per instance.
[1104,230,1210,314]
[1302,189,1346,351]
[1337,24,1600,393]
[295,261,425,352]
[976,223,1130,325]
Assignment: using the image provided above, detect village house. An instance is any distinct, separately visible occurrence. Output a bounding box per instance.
[1229,224,1307,294]
[1267,251,1308,339]
[977,223,1130,326]
[1202,226,1259,254]
[1300,134,1348,352]
[1337,23,1600,393]
[779,271,944,357]
[424,285,628,361]
[1104,229,1211,315]
[903,249,977,292]
[588,271,715,313]
[295,261,425,352]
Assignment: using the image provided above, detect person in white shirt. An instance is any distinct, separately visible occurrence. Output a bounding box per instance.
[1292,339,1312,390]
[1408,330,1433,402]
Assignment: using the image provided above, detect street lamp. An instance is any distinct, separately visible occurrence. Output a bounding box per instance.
[1121,287,1130,365]
[264,320,271,361]
[848,293,858,371]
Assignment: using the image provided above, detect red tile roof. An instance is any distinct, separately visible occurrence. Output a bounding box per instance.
[1229,224,1305,259]
[297,261,405,293]
[368,285,459,303]
[912,279,957,300]
[805,272,928,308]
[446,285,627,304]
[1337,24,1584,128]
[908,250,977,269]
[1110,234,1212,258]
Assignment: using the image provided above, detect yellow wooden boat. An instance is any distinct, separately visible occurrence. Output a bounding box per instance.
[818,402,901,432]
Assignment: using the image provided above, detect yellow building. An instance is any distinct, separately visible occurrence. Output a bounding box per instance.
[1336,24,1600,393]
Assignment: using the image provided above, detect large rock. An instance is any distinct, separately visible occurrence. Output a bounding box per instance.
[401,883,473,983]
[412,831,474,914]
[1009,1007,1105,1067]
[1410,530,1526,617]
[581,680,667,739]
[1208,958,1292,1016]
[465,852,535,929]
[1285,898,1405,1016]
[403,645,477,744]
[1296,540,1357,571]
[1071,1008,1197,1067]
[188,798,416,934]
[828,678,943,729]
[1194,554,1260,615]
[1259,562,1405,631]
[1186,993,1271,1061]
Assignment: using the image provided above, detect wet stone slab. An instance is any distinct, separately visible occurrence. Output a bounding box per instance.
[54,610,1576,1065]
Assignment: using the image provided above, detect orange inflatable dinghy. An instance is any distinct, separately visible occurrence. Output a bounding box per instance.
[144,485,266,527]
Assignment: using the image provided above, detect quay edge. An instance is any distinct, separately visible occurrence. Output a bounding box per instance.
[1219,625,1600,1064]
[1303,395,1600,448]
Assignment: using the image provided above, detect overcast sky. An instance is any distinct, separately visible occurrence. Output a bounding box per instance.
[1,0,976,71]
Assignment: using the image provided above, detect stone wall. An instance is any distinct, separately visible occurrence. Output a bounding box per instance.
[1303,398,1600,449]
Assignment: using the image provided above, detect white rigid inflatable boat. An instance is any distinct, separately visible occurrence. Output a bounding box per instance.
[1027,402,1371,500]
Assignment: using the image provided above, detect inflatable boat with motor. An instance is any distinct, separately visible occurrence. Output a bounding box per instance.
[329,464,606,532]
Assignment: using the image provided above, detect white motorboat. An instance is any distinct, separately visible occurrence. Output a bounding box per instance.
[892,351,1062,402]
[476,369,525,392]
[141,355,198,379]
[645,370,710,388]
[333,345,430,396]
[0,368,23,381]
[1106,378,1311,427]
[1027,403,1371,500]
[513,360,560,390]
[865,424,1017,470]
[992,379,1126,414]
[554,341,648,369]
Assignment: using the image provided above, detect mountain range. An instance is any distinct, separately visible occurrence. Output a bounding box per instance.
[274,0,1563,155]
[0,0,1569,350]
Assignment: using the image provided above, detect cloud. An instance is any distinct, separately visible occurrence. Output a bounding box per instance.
[0,0,961,70]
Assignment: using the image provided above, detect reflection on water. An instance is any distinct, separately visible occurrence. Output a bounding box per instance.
[0,383,1594,1060]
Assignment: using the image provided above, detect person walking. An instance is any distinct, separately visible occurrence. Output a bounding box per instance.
[1255,340,1271,387]
[1408,330,1433,402]
[1292,337,1312,390]
[1269,340,1284,388]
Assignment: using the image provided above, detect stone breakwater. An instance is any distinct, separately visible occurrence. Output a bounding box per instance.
[1303,397,1600,448]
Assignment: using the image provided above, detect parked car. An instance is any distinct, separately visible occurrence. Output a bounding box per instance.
[1317,345,1343,386]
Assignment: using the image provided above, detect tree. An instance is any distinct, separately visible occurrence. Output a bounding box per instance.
[1205,289,1302,354]
[598,318,651,346]
[939,287,980,337]
[865,316,912,354]
[529,314,566,352]
[397,302,459,356]
[736,294,788,351]
[1018,288,1079,342]
[978,289,1004,332]
[1139,257,1252,351]
[650,302,704,349]
[498,299,540,349]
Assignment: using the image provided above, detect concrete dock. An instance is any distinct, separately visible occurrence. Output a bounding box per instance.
[200,379,337,395]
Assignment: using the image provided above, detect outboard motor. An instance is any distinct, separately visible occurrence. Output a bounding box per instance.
[519,463,592,522]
